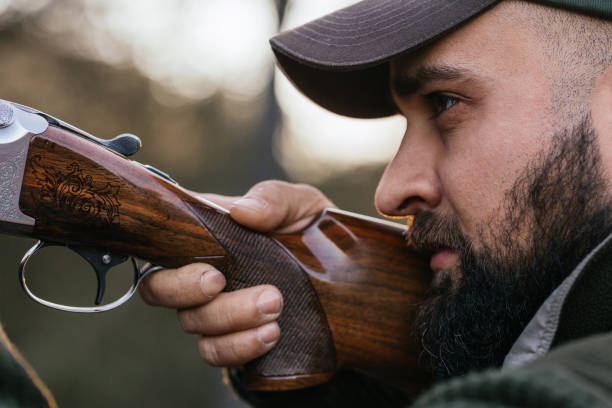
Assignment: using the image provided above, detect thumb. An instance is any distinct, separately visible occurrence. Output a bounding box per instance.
[229,180,335,233]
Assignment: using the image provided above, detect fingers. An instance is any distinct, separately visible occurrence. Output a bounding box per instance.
[230,180,336,233]
[178,285,283,336]
[139,263,226,309]
[139,264,284,367]
[197,322,280,367]
[192,181,336,233]
[141,181,330,367]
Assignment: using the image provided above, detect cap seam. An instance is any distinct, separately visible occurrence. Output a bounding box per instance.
[331,0,403,19]
[294,0,460,45]
[279,10,491,70]
[308,3,454,33]
[330,0,402,21]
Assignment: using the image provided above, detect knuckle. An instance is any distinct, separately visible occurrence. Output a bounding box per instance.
[198,338,224,367]
[250,180,288,201]
[294,182,317,193]
[295,183,334,207]
[252,179,287,191]
[227,332,261,365]
[294,183,320,196]
[228,339,244,363]
[217,303,240,331]
[178,310,198,334]
[198,331,264,367]
[198,297,236,334]
[230,336,259,364]
[137,279,159,306]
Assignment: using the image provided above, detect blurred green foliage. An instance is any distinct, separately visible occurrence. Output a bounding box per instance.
[0,9,387,408]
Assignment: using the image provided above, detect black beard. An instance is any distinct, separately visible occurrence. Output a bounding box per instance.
[408,116,612,380]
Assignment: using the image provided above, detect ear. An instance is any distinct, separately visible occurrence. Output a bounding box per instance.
[591,65,612,183]
[591,64,612,139]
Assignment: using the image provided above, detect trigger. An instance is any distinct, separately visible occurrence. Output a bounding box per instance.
[69,246,128,305]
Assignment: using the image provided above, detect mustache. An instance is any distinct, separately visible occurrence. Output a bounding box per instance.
[406,211,471,254]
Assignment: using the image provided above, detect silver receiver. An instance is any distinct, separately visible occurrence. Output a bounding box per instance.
[0,100,48,235]
[0,99,155,312]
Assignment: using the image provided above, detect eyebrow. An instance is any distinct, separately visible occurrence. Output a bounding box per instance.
[391,65,477,97]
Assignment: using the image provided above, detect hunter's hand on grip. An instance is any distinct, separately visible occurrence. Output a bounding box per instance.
[141,183,342,390]
[185,199,337,390]
[140,264,284,367]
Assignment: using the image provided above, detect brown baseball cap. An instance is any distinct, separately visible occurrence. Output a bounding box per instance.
[270,0,612,118]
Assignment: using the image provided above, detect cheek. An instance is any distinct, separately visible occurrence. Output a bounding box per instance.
[438,121,544,237]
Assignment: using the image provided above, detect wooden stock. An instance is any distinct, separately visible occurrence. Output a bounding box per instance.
[17,125,433,394]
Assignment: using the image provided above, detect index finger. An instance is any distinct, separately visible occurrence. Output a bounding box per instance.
[230,181,336,233]
[138,263,226,309]
[197,193,240,211]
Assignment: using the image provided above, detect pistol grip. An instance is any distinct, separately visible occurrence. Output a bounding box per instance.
[187,200,337,390]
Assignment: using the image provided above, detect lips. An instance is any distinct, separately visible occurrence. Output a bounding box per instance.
[430,248,459,271]
[405,228,460,271]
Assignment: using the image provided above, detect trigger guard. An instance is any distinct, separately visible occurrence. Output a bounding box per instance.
[138,263,164,280]
[19,240,140,313]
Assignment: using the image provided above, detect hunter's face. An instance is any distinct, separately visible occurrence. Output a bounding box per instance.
[377,5,556,276]
[375,4,612,377]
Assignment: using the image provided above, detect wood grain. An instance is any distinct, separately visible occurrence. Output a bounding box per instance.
[19,126,227,267]
[274,210,432,392]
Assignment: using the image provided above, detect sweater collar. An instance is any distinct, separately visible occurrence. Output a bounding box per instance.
[502,232,612,369]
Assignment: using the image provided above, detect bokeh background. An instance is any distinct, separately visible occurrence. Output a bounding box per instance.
[0,1,406,406]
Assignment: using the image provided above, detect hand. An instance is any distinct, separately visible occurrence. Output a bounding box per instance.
[139,180,335,367]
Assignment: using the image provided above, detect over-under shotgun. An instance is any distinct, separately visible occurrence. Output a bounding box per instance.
[0,100,431,393]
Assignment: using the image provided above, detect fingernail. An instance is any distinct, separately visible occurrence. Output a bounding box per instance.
[258,322,280,346]
[200,270,226,299]
[232,197,268,212]
[257,290,281,315]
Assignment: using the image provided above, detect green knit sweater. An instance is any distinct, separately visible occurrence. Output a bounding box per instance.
[230,333,612,408]
[413,333,612,408]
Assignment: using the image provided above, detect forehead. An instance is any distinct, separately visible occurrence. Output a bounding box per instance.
[390,5,544,81]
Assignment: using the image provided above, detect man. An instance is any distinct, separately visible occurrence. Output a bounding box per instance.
[140,0,612,406]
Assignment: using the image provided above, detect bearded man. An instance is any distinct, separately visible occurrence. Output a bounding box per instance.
[140,1,612,406]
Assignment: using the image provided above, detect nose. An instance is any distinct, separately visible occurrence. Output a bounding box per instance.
[375,126,442,217]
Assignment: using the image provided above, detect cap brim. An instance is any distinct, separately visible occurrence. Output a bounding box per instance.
[271,0,501,118]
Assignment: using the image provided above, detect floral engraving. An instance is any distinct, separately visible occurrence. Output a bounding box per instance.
[0,146,28,222]
[0,161,17,215]
[29,155,120,226]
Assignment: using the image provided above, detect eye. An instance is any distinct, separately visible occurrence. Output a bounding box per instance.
[426,92,460,118]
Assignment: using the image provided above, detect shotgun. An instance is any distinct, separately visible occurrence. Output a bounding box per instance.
[0,100,432,393]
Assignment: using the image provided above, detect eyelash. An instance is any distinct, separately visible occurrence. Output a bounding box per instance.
[425,92,460,118]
